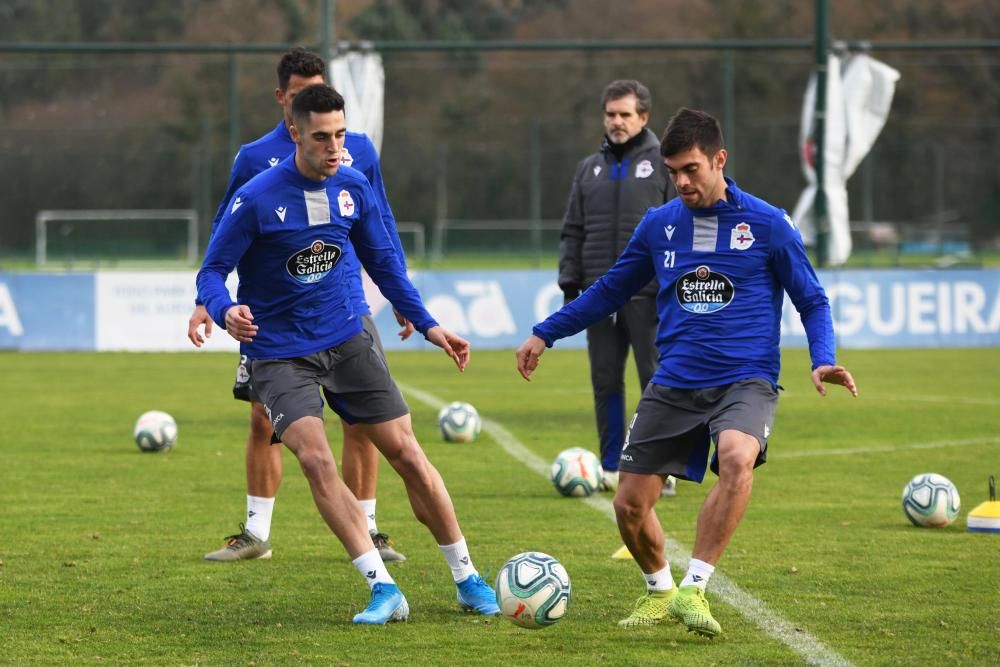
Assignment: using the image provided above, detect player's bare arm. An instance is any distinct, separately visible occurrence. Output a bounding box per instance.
[811,364,858,397]
[425,326,470,371]
[188,304,214,347]
[515,335,547,381]
[225,304,258,343]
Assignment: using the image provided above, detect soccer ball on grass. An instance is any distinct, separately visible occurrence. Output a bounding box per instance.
[437,401,481,443]
[495,551,571,629]
[550,447,603,497]
[134,410,177,452]
[902,473,960,527]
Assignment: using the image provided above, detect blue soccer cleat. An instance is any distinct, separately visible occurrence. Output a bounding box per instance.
[456,574,501,616]
[352,583,409,625]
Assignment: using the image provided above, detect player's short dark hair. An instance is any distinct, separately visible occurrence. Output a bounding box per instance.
[291,84,345,124]
[660,107,725,158]
[602,79,652,115]
[277,47,325,90]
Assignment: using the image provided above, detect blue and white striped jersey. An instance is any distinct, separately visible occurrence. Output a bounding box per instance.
[197,156,435,359]
[533,178,835,388]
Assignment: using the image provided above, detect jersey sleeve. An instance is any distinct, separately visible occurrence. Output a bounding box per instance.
[769,211,836,368]
[348,180,436,334]
[209,149,254,241]
[536,215,656,345]
[356,136,406,271]
[196,190,260,327]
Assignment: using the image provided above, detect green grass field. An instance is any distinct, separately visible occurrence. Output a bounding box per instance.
[2,348,999,665]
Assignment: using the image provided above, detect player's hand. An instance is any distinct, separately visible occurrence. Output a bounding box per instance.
[425,326,470,371]
[225,304,258,343]
[811,364,858,397]
[393,308,416,341]
[188,304,213,347]
[516,335,547,381]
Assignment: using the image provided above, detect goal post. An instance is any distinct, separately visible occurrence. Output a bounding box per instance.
[35,209,199,266]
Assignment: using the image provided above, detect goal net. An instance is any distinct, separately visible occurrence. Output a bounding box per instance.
[35,209,198,267]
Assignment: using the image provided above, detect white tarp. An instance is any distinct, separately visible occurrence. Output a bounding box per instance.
[329,51,385,154]
[792,53,900,266]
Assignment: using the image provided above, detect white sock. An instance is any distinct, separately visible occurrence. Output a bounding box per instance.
[644,564,674,592]
[358,498,377,534]
[245,495,274,542]
[439,537,478,583]
[680,558,715,590]
[352,548,394,589]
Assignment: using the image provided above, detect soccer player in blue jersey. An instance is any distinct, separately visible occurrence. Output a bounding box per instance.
[188,48,408,563]
[197,83,500,624]
[516,107,857,637]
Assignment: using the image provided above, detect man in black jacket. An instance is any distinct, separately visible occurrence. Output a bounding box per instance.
[558,79,673,495]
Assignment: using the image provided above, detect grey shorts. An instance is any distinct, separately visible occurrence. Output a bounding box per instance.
[249,323,408,442]
[619,378,778,483]
[235,313,386,404]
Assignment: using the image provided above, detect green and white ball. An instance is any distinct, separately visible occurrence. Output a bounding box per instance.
[902,473,960,527]
[550,447,604,497]
[496,551,571,629]
[134,410,177,452]
[437,401,482,443]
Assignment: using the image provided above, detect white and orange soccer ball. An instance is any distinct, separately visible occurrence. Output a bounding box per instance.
[496,551,571,629]
[437,401,482,443]
[133,410,177,452]
[550,447,604,497]
[902,473,960,527]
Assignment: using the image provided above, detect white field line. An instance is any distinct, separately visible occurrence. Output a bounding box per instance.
[399,382,853,667]
[777,436,1000,459]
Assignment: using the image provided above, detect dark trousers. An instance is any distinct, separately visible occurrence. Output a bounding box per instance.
[584,297,658,472]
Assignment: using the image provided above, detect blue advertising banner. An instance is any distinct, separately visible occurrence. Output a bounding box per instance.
[783,269,1000,349]
[365,270,586,351]
[0,273,95,350]
[368,269,1000,351]
[1,269,998,352]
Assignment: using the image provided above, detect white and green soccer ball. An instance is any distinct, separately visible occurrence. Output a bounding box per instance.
[550,447,604,497]
[133,410,177,452]
[902,473,960,527]
[437,401,482,443]
[495,551,571,629]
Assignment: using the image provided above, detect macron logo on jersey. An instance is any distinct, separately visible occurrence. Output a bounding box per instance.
[275,206,286,223]
[268,157,280,167]
[231,197,243,214]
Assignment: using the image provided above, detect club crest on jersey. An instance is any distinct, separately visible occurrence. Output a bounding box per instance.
[286,240,342,284]
[635,159,654,178]
[338,190,356,217]
[730,222,754,251]
[675,264,734,314]
[341,146,354,167]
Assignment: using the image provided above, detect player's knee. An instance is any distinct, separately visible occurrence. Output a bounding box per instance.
[389,438,426,471]
[613,493,646,524]
[717,452,756,488]
[295,445,336,480]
